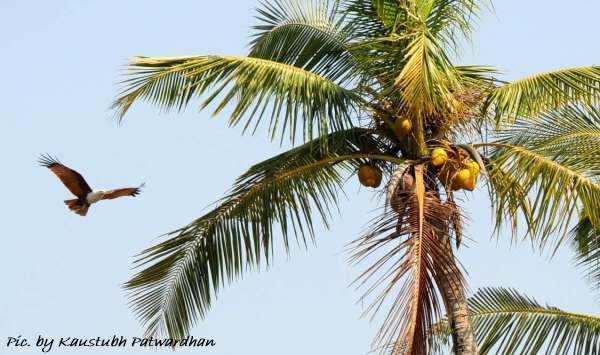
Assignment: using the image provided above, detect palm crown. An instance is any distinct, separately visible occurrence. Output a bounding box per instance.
[113,1,600,353]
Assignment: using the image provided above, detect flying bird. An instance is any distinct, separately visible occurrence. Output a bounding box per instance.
[39,154,143,216]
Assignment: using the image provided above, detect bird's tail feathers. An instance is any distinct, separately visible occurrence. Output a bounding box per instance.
[64,199,88,216]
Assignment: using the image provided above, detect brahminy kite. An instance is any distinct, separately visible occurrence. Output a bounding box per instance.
[39,154,143,216]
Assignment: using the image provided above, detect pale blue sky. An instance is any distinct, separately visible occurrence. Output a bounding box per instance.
[1,1,598,354]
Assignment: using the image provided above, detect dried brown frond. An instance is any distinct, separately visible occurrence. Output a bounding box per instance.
[350,173,465,355]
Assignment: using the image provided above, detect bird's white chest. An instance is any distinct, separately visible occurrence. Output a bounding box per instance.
[86,191,104,204]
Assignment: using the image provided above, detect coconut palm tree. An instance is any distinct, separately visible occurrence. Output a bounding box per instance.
[113,0,600,354]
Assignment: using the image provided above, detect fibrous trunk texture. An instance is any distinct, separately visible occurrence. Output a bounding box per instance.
[439,237,479,355]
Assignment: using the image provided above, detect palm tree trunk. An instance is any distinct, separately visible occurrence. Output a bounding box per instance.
[438,238,479,355]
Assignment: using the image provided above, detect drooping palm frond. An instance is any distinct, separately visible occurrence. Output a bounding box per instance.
[501,104,600,172]
[488,144,599,245]
[485,66,600,123]
[125,128,405,340]
[477,104,600,246]
[250,0,359,83]
[484,160,533,239]
[573,214,600,257]
[351,165,464,355]
[469,287,600,355]
[113,55,362,142]
[571,212,600,292]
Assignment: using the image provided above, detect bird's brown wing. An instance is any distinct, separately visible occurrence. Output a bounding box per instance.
[39,154,92,198]
[101,184,144,200]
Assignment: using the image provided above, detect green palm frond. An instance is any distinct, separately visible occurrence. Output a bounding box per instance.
[340,0,406,40]
[573,214,600,257]
[499,104,600,172]
[485,66,600,122]
[425,0,480,48]
[371,0,404,30]
[478,104,600,246]
[344,0,481,42]
[571,212,600,291]
[113,55,362,142]
[487,144,600,245]
[342,0,402,37]
[250,0,358,82]
[394,14,461,114]
[484,160,533,239]
[430,287,600,354]
[454,64,500,89]
[351,166,464,355]
[469,287,600,354]
[125,128,405,339]
[341,1,487,102]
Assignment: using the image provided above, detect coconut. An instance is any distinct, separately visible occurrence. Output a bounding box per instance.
[358,164,382,188]
[394,117,412,136]
[431,148,448,167]
[462,160,480,191]
[467,160,480,175]
[451,168,472,190]
[463,176,477,191]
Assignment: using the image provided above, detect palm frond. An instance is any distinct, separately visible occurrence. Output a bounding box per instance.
[469,287,600,355]
[351,165,464,355]
[498,104,600,173]
[487,144,600,246]
[341,0,402,37]
[371,0,404,31]
[250,0,358,83]
[454,64,500,88]
[478,104,600,246]
[341,1,485,102]
[571,212,600,292]
[425,0,481,49]
[124,128,404,339]
[485,66,600,122]
[395,24,461,114]
[484,160,533,239]
[113,55,362,142]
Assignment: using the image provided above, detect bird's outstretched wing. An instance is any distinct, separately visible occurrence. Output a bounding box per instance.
[39,154,93,198]
[101,183,145,200]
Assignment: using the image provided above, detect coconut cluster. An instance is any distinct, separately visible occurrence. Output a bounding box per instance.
[430,148,480,191]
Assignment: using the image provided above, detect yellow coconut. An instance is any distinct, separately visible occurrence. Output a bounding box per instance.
[467,160,480,175]
[463,160,480,191]
[451,168,472,190]
[463,176,477,191]
[395,117,412,136]
[430,148,448,167]
[358,164,382,188]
